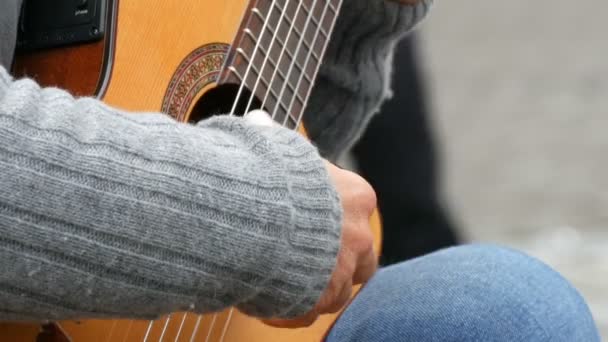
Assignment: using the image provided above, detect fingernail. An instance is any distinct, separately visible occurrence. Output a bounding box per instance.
[244,110,275,127]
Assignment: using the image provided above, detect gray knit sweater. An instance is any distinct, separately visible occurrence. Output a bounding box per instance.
[0,0,431,321]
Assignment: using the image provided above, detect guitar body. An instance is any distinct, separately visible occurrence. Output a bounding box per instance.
[4,1,382,341]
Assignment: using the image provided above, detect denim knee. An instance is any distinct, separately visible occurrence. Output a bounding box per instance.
[438,244,599,341]
[327,244,599,342]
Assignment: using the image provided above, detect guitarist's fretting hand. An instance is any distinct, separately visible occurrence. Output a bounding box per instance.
[246,111,378,328]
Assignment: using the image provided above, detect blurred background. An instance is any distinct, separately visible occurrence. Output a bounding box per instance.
[419,0,608,337]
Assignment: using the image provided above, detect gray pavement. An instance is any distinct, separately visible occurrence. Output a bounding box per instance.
[420,0,608,338]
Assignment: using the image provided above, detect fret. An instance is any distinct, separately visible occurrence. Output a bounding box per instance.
[241,26,313,104]
[294,0,329,72]
[270,1,329,46]
[276,14,322,64]
[234,48,276,97]
[234,47,305,111]
[271,105,299,127]
[229,65,299,128]
[296,0,343,127]
[327,0,339,14]
[269,0,318,122]
[220,0,342,125]
[299,2,329,40]
[243,27,315,86]
[251,7,322,64]
[227,66,245,83]
[285,0,332,118]
[248,1,319,85]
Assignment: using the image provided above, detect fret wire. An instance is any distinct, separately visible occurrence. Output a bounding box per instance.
[298,2,329,40]
[222,0,337,114]
[269,0,329,49]
[251,8,321,64]
[259,0,306,114]
[295,0,344,129]
[327,0,338,13]
[243,29,315,86]
[270,0,320,120]
[235,48,305,111]
[237,37,309,105]
[228,0,280,117]
[273,6,323,63]
[272,0,322,123]
[285,0,331,127]
[228,65,299,127]
[240,32,314,89]
[227,66,244,82]
[240,10,310,111]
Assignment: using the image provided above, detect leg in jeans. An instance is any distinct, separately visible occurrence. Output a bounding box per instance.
[326,245,600,342]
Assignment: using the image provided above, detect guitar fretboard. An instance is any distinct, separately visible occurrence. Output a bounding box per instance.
[220,0,341,128]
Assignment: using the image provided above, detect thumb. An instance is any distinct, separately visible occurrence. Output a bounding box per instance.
[244,110,276,127]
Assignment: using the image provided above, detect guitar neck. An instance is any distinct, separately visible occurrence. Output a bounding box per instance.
[220,0,341,128]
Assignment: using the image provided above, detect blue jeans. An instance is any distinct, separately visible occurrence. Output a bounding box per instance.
[327,245,600,341]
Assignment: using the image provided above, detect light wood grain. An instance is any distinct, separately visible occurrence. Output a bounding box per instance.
[102,2,249,112]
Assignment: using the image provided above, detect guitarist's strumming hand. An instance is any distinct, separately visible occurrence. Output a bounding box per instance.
[245,110,378,328]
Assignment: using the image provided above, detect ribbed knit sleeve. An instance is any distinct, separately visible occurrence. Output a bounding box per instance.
[0,67,341,320]
[304,0,433,160]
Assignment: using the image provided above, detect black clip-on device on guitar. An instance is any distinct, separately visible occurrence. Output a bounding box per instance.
[17,0,108,51]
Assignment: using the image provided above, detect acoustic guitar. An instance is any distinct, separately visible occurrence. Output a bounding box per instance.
[1,0,382,341]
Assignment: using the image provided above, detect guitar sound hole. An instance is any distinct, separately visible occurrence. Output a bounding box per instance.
[188,84,263,124]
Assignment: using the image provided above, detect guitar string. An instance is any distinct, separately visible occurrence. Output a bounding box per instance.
[203,314,218,342]
[295,0,343,130]
[242,0,294,116]
[284,0,332,129]
[173,312,189,341]
[218,0,338,341]
[158,313,173,341]
[187,312,207,342]
[143,317,155,341]
[258,0,306,122]
[228,0,281,117]
[269,0,320,126]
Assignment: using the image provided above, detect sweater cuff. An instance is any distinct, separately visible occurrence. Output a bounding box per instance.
[302,0,432,160]
[335,0,432,50]
[323,0,432,92]
[199,117,342,318]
